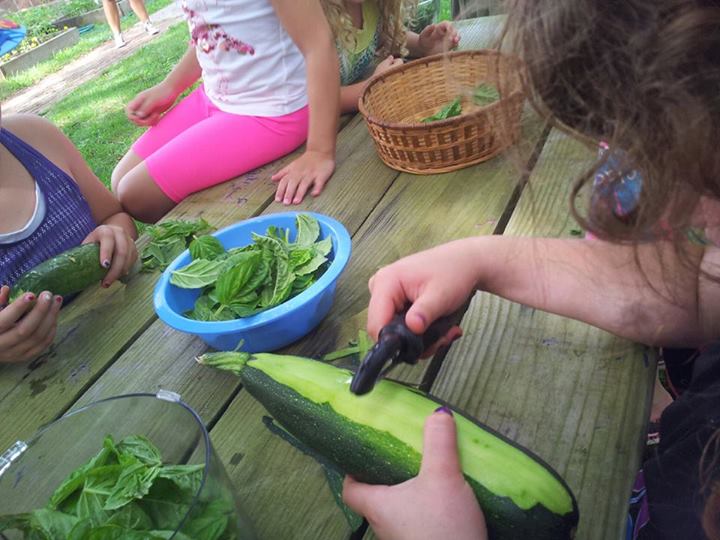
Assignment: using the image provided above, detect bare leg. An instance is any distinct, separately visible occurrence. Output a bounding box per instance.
[128,0,150,22]
[101,0,122,36]
[112,149,144,192]
[114,161,176,223]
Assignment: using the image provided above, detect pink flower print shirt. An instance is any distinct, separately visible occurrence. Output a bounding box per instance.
[180,0,307,117]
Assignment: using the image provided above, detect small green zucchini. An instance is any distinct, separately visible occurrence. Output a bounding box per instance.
[10,244,107,302]
[198,352,579,539]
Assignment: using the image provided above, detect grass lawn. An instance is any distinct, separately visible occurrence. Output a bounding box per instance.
[0,0,174,102]
[45,22,187,189]
[43,0,455,192]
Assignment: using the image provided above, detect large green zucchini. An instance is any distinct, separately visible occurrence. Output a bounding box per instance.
[198,352,579,539]
[10,244,107,302]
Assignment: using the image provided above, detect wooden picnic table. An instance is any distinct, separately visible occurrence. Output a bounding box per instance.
[0,16,654,540]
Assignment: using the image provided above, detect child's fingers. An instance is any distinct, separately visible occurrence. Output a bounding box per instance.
[367,271,408,340]
[281,175,304,205]
[87,227,114,274]
[271,166,289,182]
[310,174,330,196]
[30,296,62,348]
[342,476,389,518]
[0,285,9,307]
[419,408,462,478]
[12,292,54,338]
[292,178,312,204]
[0,293,36,332]
[275,178,289,203]
[103,232,130,287]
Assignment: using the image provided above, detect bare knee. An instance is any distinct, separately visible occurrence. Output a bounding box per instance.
[112,151,142,193]
[115,168,175,224]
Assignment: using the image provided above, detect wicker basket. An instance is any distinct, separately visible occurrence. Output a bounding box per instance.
[359,50,525,174]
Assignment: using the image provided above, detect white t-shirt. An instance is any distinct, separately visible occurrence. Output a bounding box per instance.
[182,0,307,116]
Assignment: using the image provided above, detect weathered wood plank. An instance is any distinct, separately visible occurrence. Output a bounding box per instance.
[0,115,356,449]
[430,130,656,540]
[49,114,401,539]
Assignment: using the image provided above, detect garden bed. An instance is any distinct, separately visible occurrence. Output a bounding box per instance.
[0,26,79,78]
[52,0,130,29]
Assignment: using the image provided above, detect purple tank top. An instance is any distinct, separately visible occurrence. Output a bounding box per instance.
[0,128,97,287]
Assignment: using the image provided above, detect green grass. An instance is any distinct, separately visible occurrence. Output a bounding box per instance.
[0,0,174,102]
[44,22,187,189]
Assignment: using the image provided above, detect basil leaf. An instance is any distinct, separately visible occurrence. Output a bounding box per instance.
[138,478,192,531]
[116,435,162,467]
[49,443,115,509]
[146,218,211,243]
[156,464,204,497]
[141,219,213,272]
[473,83,500,106]
[189,236,225,261]
[313,236,333,257]
[186,295,218,321]
[103,455,160,511]
[421,97,462,122]
[288,247,314,269]
[181,498,234,540]
[291,273,315,295]
[28,508,80,539]
[215,252,261,305]
[295,214,320,246]
[170,259,225,289]
[295,252,327,276]
[229,303,262,318]
[0,512,31,533]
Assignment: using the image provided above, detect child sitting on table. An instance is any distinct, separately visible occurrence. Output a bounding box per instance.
[321,0,460,112]
[342,0,720,538]
[112,0,340,222]
[0,109,138,364]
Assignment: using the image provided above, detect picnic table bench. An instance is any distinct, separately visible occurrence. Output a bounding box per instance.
[0,16,655,540]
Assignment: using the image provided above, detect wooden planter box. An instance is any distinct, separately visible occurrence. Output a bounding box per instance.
[52,0,130,29]
[0,27,80,79]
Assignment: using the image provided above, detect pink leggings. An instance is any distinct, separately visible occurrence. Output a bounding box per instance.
[132,85,309,202]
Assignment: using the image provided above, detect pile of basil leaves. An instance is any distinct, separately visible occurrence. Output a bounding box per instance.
[0,435,236,539]
[171,214,332,322]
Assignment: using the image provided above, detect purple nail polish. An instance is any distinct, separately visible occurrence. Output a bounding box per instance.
[434,406,453,416]
[102,260,111,269]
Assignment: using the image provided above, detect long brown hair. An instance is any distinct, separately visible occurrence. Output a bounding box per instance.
[503,0,720,244]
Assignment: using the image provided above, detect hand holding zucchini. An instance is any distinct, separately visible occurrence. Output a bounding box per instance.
[9,244,108,302]
[197,352,579,539]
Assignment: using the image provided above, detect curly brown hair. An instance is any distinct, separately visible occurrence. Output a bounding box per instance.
[320,0,415,58]
[503,0,720,244]
[502,1,720,538]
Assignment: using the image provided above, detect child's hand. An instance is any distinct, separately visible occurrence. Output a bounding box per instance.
[0,286,62,363]
[343,408,487,540]
[271,150,335,205]
[367,239,478,343]
[82,225,138,288]
[418,22,460,56]
[374,56,404,76]
[126,81,177,127]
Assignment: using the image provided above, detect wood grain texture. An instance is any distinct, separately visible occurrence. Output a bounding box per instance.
[208,392,350,540]
[0,116,355,450]
[430,130,656,540]
[36,114,401,539]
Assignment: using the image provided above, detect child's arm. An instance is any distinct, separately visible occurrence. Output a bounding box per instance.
[341,56,403,113]
[406,22,460,58]
[270,0,340,205]
[30,115,139,286]
[127,47,202,127]
[367,236,720,349]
